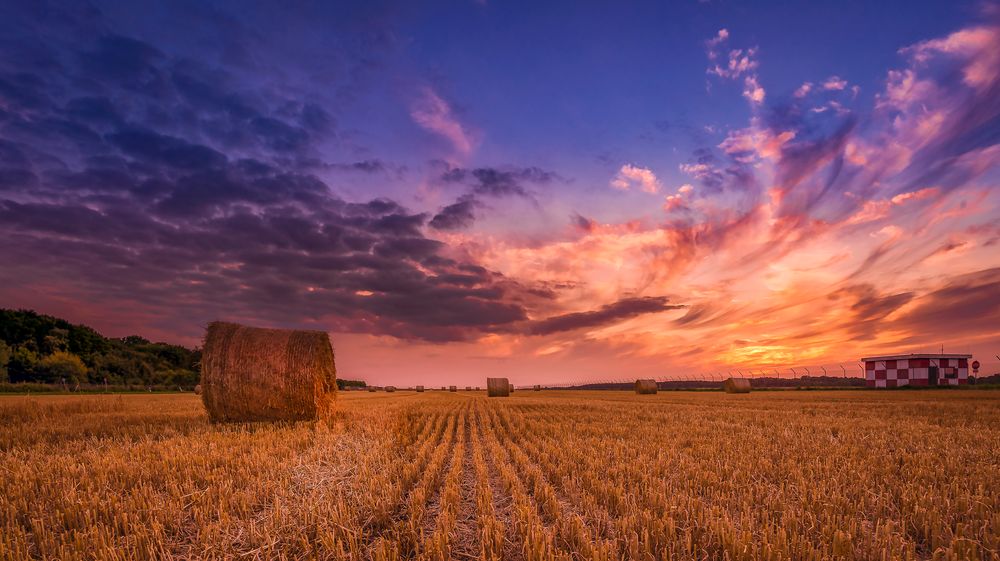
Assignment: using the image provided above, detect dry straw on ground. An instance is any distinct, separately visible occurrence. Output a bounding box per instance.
[724,377,752,393]
[2,390,999,559]
[635,379,658,394]
[487,377,510,397]
[200,322,336,422]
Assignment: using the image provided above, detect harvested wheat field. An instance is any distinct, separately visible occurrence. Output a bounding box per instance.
[1,390,998,561]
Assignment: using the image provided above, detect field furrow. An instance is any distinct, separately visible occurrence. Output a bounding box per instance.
[1,390,998,561]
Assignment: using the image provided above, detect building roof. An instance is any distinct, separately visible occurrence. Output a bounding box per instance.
[861,353,972,361]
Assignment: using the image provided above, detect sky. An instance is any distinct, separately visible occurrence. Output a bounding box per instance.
[1,0,999,386]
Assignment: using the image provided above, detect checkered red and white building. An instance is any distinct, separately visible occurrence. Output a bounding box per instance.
[861,354,971,388]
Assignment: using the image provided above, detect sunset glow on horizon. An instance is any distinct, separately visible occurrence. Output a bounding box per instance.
[1,1,999,386]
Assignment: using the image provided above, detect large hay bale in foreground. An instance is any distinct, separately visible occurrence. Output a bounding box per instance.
[201,322,336,422]
[487,377,510,397]
[635,379,657,394]
[724,377,752,393]
[416,385,424,392]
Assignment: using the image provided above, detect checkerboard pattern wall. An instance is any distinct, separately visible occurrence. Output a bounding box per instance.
[864,358,968,388]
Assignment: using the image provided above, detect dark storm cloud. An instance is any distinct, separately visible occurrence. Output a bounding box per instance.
[0,3,552,343]
[429,163,562,229]
[430,195,478,230]
[830,284,915,341]
[894,268,1000,336]
[439,164,560,199]
[528,296,683,335]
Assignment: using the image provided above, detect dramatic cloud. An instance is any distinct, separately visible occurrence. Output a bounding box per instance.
[0,8,550,344]
[1,2,998,384]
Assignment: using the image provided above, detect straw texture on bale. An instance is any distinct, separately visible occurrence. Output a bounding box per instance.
[635,379,658,394]
[487,377,510,397]
[724,377,752,393]
[201,322,336,423]
[449,385,457,392]
[194,384,202,395]
[416,385,424,392]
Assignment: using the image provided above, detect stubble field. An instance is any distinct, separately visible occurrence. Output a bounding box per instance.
[0,390,997,561]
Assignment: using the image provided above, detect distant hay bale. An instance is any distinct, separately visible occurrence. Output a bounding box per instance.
[194,384,202,395]
[201,321,336,423]
[416,385,424,392]
[509,382,515,393]
[449,385,457,392]
[465,386,472,391]
[475,386,480,391]
[724,377,752,393]
[635,379,658,394]
[368,387,376,392]
[487,377,510,397]
[386,386,396,393]
[441,386,446,391]
[533,385,541,391]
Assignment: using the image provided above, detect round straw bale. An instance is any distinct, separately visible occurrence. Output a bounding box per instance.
[201,322,336,422]
[416,385,425,392]
[368,387,376,392]
[509,382,515,393]
[386,386,396,392]
[635,379,658,394]
[533,385,541,391]
[487,377,510,397]
[449,385,457,392]
[194,384,202,395]
[724,377,752,393]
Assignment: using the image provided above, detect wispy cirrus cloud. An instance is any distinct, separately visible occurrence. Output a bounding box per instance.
[410,87,476,157]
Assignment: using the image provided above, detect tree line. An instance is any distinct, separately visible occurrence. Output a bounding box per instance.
[0,309,200,389]
[0,309,368,391]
